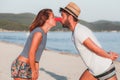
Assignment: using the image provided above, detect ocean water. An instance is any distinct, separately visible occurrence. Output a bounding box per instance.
[0,31,120,60]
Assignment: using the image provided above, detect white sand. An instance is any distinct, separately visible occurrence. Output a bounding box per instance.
[0,41,120,80]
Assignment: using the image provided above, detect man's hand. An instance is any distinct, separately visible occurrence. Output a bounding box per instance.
[108,51,119,60]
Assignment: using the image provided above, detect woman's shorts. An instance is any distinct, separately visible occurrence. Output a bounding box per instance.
[94,63,116,80]
[11,59,32,79]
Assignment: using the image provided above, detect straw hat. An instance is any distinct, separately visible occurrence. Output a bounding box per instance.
[60,2,81,20]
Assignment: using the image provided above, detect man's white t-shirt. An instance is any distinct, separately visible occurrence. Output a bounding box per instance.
[72,23,112,76]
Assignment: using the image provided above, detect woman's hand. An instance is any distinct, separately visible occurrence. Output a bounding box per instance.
[108,51,119,60]
[32,71,39,80]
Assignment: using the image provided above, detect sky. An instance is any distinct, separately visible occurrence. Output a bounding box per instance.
[0,0,120,22]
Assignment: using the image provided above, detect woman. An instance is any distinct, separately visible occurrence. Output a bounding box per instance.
[11,9,56,80]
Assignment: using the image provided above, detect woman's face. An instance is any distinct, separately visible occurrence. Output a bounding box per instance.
[47,12,56,28]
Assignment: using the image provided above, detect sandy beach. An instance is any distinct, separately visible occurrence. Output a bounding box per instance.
[0,41,120,80]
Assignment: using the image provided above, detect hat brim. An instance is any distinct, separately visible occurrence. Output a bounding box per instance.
[60,7,79,20]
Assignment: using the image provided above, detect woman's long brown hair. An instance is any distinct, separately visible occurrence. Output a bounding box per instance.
[29,9,52,32]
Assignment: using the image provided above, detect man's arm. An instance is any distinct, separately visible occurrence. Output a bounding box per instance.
[83,37,118,60]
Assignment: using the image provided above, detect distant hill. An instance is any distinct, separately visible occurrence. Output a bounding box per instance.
[0,13,35,25]
[0,13,120,31]
[79,20,120,31]
[0,13,35,31]
[91,20,120,31]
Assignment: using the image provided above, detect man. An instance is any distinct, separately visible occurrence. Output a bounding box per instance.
[59,2,118,80]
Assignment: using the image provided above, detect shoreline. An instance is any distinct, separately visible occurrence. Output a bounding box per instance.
[0,28,120,32]
[0,40,119,60]
[0,40,80,57]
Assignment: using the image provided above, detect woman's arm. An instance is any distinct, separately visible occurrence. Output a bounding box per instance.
[35,62,39,79]
[83,37,118,60]
[28,32,42,79]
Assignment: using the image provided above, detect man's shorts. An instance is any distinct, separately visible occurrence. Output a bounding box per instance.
[11,59,32,79]
[94,63,116,80]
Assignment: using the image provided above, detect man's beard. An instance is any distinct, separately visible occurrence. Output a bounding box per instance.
[62,19,70,29]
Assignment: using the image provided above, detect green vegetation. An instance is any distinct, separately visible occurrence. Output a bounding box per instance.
[0,20,28,31]
[91,20,120,31]
[0,13,120,31]
[79,20,120,32]
[0,13,35,31]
